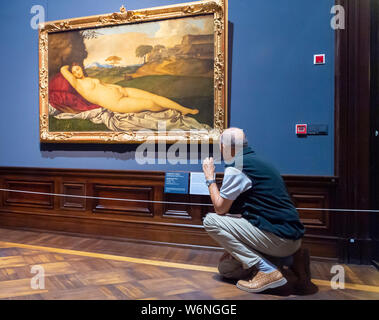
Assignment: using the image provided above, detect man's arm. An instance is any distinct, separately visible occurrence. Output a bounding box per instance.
[202,157,234,215]
[60,65,77,88]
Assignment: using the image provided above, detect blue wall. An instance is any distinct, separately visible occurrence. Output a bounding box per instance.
[0,0,335,175]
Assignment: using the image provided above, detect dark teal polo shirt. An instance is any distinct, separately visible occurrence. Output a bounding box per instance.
[226,147,305,240]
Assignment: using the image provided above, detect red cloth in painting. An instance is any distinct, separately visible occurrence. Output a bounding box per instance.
[49,73,101,113]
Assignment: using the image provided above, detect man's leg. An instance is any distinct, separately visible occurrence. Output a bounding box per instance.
[204,214,265,270]
[203,213,301,292]
[203,213,301,269]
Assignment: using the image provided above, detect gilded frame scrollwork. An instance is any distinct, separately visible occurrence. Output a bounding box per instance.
[39,0,228,143]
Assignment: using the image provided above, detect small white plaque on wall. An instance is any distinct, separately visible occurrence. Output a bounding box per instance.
[189,172,210,195]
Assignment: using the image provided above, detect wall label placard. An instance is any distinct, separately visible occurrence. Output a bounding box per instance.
[164,172,189,194]
[189,172,210,196]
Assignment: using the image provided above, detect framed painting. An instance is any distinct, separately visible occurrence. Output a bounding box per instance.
[39,0,228,143]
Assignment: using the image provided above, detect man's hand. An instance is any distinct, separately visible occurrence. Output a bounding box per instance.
[202,157,215,180]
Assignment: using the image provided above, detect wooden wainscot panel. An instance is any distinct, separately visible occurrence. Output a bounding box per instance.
[301,235,339,261]
[163,193,192,220]
[61,183,86,211]
[292,194,330,230]
[285,176,336,236]
[92,184,154,217]
[3,180,54,209]
[284,176,338,260]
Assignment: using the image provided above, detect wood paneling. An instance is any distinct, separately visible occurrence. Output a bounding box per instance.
[371,0,379,265]
[163,193,192,220]
[3,180,54,209]
[0,167,340,260]
[0,167,341,259]
[61,183,86,210]
[293,194,329,230]
[334,0,373,264]
[92,184,154,217]
[283,175,338,260]
[284,176,336,236]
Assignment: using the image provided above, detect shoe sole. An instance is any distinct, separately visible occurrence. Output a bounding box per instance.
[236,277,288,293]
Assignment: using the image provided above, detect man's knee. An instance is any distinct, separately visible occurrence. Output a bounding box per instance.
[203,213,221,231]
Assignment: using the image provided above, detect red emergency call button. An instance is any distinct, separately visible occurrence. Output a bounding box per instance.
[314,54,325,65]
[296,124,307,135]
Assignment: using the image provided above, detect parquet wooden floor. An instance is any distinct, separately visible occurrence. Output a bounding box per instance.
[0,228,377,300]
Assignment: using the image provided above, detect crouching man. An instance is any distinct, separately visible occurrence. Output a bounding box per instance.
[202,128,316,294]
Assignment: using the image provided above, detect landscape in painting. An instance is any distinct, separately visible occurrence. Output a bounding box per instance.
[47,15,215,132]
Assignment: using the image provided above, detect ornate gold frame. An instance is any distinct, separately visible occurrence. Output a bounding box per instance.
[39,0,228,143]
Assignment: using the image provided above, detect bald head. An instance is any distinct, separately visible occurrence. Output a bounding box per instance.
[220,127,248,148]
[220,128,248,162]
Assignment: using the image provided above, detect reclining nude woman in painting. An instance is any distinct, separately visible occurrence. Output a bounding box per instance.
[60,64,199,116]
